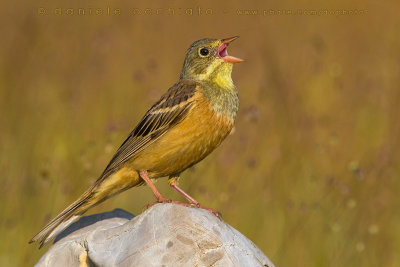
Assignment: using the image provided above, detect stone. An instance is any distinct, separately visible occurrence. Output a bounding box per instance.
[35,204,274,267]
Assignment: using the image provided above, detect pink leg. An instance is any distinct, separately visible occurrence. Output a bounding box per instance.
[169,178,222,218]
[140,171,193,210]
[139,171,169,202]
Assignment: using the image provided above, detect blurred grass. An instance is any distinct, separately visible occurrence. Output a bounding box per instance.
[1,0,400,266]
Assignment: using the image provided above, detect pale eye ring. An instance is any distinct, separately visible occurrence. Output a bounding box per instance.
[199,48,209,57]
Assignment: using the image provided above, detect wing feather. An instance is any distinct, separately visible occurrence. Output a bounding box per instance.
[97,80,197,181]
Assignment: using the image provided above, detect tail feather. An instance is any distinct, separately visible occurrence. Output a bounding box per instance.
[30,169,141,248]
[29,191,92,248]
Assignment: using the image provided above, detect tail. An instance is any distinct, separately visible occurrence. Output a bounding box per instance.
[29,169,141,248]
[29,190,93,248]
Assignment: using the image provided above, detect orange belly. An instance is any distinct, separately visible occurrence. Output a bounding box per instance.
[128,94,234,178]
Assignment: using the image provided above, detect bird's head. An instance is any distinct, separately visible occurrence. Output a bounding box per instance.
[180,37,243,88]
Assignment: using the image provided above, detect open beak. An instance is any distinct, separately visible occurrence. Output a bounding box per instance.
[218,36,244,63]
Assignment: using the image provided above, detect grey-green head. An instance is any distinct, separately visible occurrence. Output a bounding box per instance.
[180,37,243,89]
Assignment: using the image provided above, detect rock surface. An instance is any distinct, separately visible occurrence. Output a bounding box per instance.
[35,204,274,267]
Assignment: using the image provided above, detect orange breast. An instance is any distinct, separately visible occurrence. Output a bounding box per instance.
[130,91,234,178]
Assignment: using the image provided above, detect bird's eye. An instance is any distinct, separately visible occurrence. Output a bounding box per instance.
[199,48,209,57]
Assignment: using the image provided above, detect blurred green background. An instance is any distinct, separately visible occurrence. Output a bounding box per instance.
[1,0,399,266]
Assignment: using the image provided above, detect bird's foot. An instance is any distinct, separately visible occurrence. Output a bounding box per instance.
[142,199,221,218]
[143,198,194,211]
[143,196,170,210]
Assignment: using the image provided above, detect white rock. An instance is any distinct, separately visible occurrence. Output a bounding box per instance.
[35,204,274,267]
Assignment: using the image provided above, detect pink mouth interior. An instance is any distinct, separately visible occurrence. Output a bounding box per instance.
[218,43,229,58]
[217,42,243,63]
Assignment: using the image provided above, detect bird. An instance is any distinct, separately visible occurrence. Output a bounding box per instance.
[29,36,243,248]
